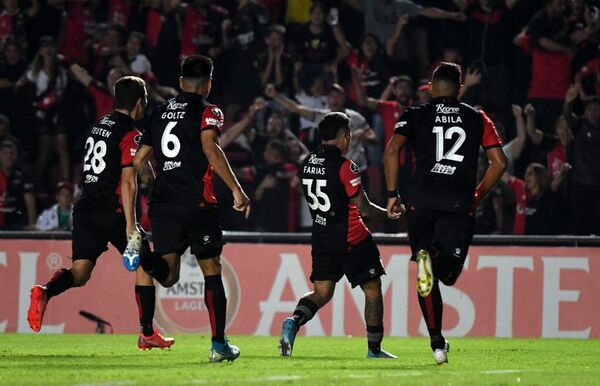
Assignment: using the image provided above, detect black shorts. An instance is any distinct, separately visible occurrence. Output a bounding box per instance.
[71,204,127,263]
[310,235,385,288]
[149,202,224,259]
[407,209,474,263]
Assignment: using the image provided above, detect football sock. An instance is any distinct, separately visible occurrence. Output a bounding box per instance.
[366,325,384,353]
[292,297,319,327]
[44,268,74,300]
[204,275,227,344]
[135,285,155,337]
[417,280,445,350]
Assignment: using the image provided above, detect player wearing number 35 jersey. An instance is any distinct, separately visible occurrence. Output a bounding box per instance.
[384,62,507,364]
[134,55,251,363]
[27,76,174,349]
[279,112,401,359]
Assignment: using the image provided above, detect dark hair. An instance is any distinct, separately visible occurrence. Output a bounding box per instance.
[266,139,286,159]
[128,31,145,43]
[114,76,147,111]
[432,62,462,88]
[318,112,350,141]
[181,55,213,81]
[527,162,550,193]
[309,1,326,15]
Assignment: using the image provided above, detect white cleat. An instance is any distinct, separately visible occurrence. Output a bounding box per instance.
[416,249,433,297]
[123,230,142,271]
[433,340,449,365]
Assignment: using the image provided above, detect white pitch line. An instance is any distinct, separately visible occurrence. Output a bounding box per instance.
[74,382,135,386]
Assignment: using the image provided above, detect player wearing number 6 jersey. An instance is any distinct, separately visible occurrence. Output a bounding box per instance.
[384,62,506,364]
[133,55,251,363]
[27,76,174,350]
[279,112,401,359]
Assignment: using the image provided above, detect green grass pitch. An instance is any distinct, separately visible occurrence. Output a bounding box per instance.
[0,334,599,386]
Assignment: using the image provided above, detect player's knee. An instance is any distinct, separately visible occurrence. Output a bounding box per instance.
[361,278,382,298]
[313,287,334,303]
[161,273,180,288]
[72,272,91,287]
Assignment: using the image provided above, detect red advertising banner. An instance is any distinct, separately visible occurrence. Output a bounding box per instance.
[0,240,598,338]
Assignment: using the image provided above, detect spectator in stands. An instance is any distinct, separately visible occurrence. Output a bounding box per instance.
[253,139,299,232]
[265,82,375,175]
[70,63,122,120]
[342,0,465,65]
[345,33,393,105]
[58,0,97,66]
[123,32,151,76]
[222,0,269,113]
[293,62,328,149]
[504,104,528,175]
[523,162,557,235]
[0,0,27,49]
[180,0,228,59]
[36,181,73,231]
[16,36,70,189]
[527,0,573,133]
[0,140,35,230]
[564,83,600,235]
[257,24,293,93]
[0,114,17,146]
[0,39,26,117]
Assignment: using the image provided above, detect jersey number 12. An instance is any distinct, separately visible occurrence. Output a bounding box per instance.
[432,126,466,162]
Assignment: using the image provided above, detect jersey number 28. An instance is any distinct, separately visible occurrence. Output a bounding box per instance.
[83,137,107,174]
[302,178,331,212]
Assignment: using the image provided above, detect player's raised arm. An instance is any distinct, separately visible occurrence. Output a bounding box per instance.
[201,128,251,218]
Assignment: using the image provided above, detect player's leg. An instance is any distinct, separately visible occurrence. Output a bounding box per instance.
[27,259,95,332]
[344,236,394,358]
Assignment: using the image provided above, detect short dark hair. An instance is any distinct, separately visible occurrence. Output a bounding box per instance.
[114,76,147,111]
[181,55,213,81]
[318,112,350,141]
[527,162,549,192]
[432,62,462,88]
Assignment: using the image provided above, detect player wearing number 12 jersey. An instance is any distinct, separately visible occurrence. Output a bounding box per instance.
[279,112,400,359]
[384,62,507,364]
[134,55,251,363]
[27,76,174,349]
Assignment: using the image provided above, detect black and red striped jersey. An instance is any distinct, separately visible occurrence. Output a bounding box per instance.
[78,111,140,211]
[394,96,502,213]
[141,92,224,207]
[301,145,370,253]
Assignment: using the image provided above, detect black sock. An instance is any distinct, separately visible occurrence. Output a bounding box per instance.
[292,297,319,327]
[44,268,74,300]
[417,280,445,350]
[204,275,227,344]
[140,246,169,283]
[135,285,155,337]
[367,325,384,353]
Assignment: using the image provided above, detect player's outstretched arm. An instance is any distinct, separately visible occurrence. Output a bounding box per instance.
[351,189,401,222]
[120,166,138,236]
[383,134,408,219]
[201,129,251,219]
[475,147,507,207]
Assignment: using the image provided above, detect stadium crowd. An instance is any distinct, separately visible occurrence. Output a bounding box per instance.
[0,0,599,235]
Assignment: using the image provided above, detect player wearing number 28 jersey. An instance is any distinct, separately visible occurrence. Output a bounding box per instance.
[279,112,401,359]
[384,62,506,364]
[27,76,174,349]
[134,55,251,363]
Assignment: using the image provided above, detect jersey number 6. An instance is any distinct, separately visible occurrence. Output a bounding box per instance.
[161,121,181,158]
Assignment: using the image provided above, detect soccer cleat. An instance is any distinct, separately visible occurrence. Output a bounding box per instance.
[209,339,240,362]
[279,317,298,357]
[138,329,175,350]
[433,340,450,365]
[27,285,48,332]
[367,349,397,359]
[416,249,434,297]
[123,229,143,271]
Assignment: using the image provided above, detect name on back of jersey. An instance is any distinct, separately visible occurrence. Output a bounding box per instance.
[162,111,186,120]
[303,165,325,175]
[91,126,112,138]
[434,115,462,124]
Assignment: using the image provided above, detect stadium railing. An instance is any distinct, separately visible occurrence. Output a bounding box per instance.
[1,231,599,247]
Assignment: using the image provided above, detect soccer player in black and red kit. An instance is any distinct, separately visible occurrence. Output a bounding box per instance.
[133,55,251,362]
[279,112,401,359]
[384,62,507,364]
[27,76,174,350]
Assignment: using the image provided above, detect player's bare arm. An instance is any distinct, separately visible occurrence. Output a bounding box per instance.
[351,189,397,222]
[383,133,408,219]
[201,128,251,218]
[133,144,154,183]
[475,147,507,206]
[120,166,137,236]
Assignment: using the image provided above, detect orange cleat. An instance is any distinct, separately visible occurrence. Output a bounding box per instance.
[27,285,48,332]
[138,329,175,350]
